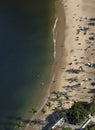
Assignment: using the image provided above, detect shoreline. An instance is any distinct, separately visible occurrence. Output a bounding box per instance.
[25,0,95,129]
[24,0,66,129]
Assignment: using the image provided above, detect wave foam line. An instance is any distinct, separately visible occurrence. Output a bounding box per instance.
[53,18,58,59]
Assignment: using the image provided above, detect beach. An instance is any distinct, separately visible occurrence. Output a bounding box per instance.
[24,0,95,129]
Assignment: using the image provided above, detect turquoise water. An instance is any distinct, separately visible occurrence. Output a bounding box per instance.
[0,0,54,129]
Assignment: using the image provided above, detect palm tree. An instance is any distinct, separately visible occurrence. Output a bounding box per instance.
[65,95,69,100]
[56,93,60,99]
[29,107,37,115]
[58,100,63,108]
[41,108,46,114]
[32,108,37,114]
[46,101,52,108]
[14,120,23,129]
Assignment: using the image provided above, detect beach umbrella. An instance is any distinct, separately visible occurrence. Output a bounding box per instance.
[91,82,95,86]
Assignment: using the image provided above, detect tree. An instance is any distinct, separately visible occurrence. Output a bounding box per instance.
[14,120,24,129]
[66,102,88,124]
[56,93,60,99]
[29,107,37,115]
[46,101,52,108]
[64,95,69,100]
[32,108,37,114]
[41,108,46,114]
[58,100,63,107]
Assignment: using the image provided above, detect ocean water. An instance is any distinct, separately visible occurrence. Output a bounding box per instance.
[0,0,54,129]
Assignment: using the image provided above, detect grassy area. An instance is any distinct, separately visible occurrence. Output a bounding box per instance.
[62,127,72,130]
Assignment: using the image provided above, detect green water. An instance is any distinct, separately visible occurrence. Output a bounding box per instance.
[0,0,54,129]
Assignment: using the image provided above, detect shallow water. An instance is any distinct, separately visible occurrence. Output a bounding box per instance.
[0,0,54,129]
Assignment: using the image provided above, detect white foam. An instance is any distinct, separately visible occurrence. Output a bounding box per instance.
[53,17,58,33]
[53,18,58,59]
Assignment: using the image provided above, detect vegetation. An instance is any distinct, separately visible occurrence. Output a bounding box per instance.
[41,108,46,114]
[84,122,95,130]
[30,107,37,114]
[66,99,95,124]
[62,127,72,130]
[14,120,24,129]
[66,101,89,124]
[64,95,69,100]
[56,93,60,99]
[58,100,64,107]
[46,101,52,108]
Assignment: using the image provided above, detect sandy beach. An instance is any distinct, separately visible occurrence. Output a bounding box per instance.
[24,0,95,129]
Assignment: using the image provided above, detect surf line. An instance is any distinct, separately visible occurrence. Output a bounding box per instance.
[53,17,58,59]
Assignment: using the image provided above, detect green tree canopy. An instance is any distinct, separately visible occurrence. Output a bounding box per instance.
[66,101,89,124]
